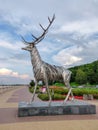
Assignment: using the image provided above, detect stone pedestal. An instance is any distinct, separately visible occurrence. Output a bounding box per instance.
[18,100,96,117]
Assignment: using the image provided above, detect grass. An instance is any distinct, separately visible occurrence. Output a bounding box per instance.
[53,82,65,87]
[54,82,97,88]
[70,82,79,87]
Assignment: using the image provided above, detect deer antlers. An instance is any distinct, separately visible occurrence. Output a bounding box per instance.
[22,14,55,45]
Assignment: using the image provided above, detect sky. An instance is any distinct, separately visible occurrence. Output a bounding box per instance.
[0,0,98,84]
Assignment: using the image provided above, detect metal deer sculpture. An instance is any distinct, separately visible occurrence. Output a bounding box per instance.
[22,15,74,105]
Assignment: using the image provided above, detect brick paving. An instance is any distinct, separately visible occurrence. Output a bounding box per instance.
[7,86,32,103]
[0,107,98,124]
[0,86,98,123]
[7,86,42,103]
[0,86,98,130]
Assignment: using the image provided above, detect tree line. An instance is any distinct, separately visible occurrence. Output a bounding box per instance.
[69,60,98,85]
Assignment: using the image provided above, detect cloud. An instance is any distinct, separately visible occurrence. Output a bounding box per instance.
[0,37,23,51]
[0,68,29,79]
[0,40,21,50]
[0,31,31,69]
[53,46,82,67]
[52,19,98,36]
[0,0,98,37]
[52,36,98,67]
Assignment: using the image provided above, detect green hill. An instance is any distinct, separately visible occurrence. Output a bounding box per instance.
[69,60,98,85]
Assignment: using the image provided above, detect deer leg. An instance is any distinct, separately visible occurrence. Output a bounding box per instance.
[63,73,74,104]
[30,80,37,103]
[44,76,52,106]
[67,73,74,100]
[64,82,74,103]
[64,87,72,103]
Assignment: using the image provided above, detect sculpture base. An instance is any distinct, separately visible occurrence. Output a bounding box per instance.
[18,100,96,117]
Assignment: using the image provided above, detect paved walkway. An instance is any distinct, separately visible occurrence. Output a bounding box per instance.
[0,86,98,130]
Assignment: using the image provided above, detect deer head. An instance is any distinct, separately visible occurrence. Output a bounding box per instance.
[22,14,55,51]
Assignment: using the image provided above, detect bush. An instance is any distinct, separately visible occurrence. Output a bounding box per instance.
[29,86,40,93]
[51,87,98,98]
[53,94,65,100]
[29,86,34,93]
[38,94,49,101]
[30,85,98,100]
[38,93,66,101]
[53,88,68,95]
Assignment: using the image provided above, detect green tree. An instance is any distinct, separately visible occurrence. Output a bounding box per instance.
[93,61,98,84]
[87,70,95,84]
[30,80,35,87]
[70,67,78,82]
[75,69,87,84]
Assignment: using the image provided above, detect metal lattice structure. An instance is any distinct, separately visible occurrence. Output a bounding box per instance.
[22,15,74,105]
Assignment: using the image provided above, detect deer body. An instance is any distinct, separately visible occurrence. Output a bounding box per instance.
[30,46,71,83]
[22,15,74,105]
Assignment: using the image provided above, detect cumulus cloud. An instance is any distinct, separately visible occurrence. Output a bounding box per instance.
[53,19,98,36]
[0,32,23,50]
[53,46,82,67]
[52,37,98,67]
[0,68,29,79]
[0,31,31,70]
[0,40,22,50]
